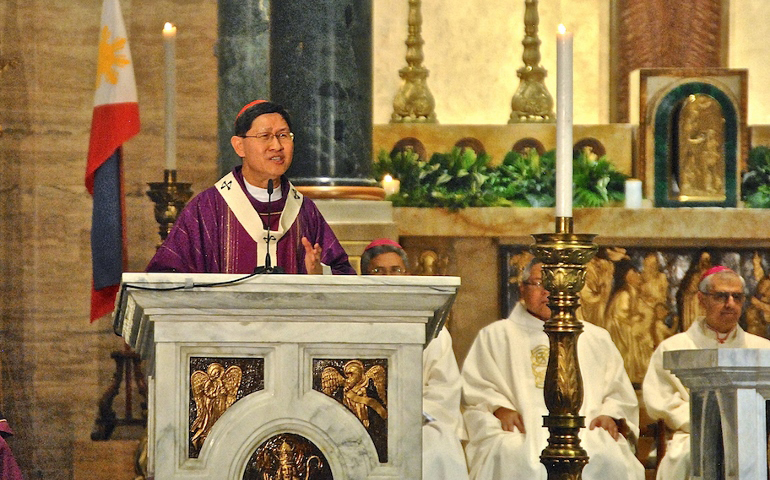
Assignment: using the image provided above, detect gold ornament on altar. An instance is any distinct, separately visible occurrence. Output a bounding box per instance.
[509,0,555,124]
[190,363,242,448]
[321,360,387,427]
[390,0,437,123]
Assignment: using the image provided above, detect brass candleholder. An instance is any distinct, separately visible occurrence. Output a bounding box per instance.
[146,169,193,245]
[390,0,437,123]
[509,0,555,123]
[531,216,597,479]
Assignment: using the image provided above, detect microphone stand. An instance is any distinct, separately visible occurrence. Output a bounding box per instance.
[254,179,285,274]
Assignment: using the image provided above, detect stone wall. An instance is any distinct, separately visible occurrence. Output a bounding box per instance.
[0,0,218,476]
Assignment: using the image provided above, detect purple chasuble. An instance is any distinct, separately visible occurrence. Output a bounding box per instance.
[146,167,355,274]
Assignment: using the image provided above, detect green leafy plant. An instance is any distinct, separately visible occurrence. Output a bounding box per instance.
[742,146,770,208]
[487,149,555,207]
[373,145,627,209]
[572,148,627,207]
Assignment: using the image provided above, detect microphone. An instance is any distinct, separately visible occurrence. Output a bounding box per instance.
[255,179,284,274]
[264,179,274,270]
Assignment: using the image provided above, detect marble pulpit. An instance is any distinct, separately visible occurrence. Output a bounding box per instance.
[665,348,770,480]
[113,273,460,480]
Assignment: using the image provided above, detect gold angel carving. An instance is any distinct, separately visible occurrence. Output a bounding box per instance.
[321,360,387,427]
[190,363,242,448]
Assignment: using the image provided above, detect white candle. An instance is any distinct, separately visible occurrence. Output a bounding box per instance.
[555,24,573,218]
[625,179,643,208]
[382,174,400,196]
[163,22,177,171]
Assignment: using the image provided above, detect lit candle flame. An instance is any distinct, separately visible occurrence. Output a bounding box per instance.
[558,24,567,35]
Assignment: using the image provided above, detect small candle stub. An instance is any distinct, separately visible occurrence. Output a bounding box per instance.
[382,174,400,196]
[625,179,643,209]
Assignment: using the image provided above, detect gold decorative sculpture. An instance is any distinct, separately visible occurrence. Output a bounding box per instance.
[531,217,597,479]
[677,94,726,200]
[146,169,193,245]
[509,0,555,124]
[255,435,325,479]
[321,360,387,427]
[190,362,242,448]
[416,249,449,276]
[390,0,437,123]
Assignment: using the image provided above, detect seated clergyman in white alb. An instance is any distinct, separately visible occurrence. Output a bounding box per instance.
[642,265,770,480]
[461,261,645,480]
[360,239,469,480]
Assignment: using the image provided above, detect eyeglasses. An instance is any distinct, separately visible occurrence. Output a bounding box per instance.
[705,291,746,303]
[369,266,406,275]
[523,280,544,288]
[239,132,295,144]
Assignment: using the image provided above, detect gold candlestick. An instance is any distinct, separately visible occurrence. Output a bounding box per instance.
[390,0,437,123]
[531,217,597,479]
[509,0,555,123]
[146,170,193,245]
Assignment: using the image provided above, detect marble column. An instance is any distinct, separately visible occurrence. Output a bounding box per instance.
[217,1,271,176]
[270,1,375,187]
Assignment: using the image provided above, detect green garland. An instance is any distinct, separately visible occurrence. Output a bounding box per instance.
[373,147,628,210]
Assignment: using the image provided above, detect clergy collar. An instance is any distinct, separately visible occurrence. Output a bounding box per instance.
[698,317,738,344]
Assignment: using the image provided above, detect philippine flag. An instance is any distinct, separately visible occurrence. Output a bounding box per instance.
[86,0,140,322]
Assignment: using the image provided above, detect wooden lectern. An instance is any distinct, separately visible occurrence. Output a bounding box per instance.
[114,273,460,480]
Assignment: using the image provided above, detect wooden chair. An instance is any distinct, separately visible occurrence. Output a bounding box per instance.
[636,390,668,479]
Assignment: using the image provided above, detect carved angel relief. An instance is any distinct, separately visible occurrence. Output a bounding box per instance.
[190,362,242,448]
[321,360,387,427]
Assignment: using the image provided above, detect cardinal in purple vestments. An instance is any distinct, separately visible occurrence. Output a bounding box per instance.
[147,100,355,275]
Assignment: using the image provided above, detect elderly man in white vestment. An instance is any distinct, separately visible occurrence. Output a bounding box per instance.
[361,239,469,480]
[461,261,644,480]
[642,265,770,480]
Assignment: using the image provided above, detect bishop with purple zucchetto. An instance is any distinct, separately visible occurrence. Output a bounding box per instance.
[147,100,355,275]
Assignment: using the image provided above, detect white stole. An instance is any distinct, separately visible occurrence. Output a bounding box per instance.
[215,172,303,268]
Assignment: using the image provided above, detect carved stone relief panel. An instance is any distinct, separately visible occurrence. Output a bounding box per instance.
[501,245,770,385]
[188,356,265,458]
[242,432,333,480]
[312,358,388,462]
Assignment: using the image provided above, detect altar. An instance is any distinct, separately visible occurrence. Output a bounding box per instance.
[113,273,460,479]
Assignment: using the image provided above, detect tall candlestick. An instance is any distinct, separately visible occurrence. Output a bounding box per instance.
[163,22,177,171]
[555,24,573,218]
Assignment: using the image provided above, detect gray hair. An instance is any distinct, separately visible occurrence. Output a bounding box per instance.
[521,258,542,283]
[698,269,745,293]
[361,244,409,274]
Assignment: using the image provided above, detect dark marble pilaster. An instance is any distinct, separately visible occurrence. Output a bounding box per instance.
[270,1,375,187]
[217,0,271,176]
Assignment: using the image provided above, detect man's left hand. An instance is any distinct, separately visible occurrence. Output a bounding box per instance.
[588,415,620,441]
[302,237,323,274]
